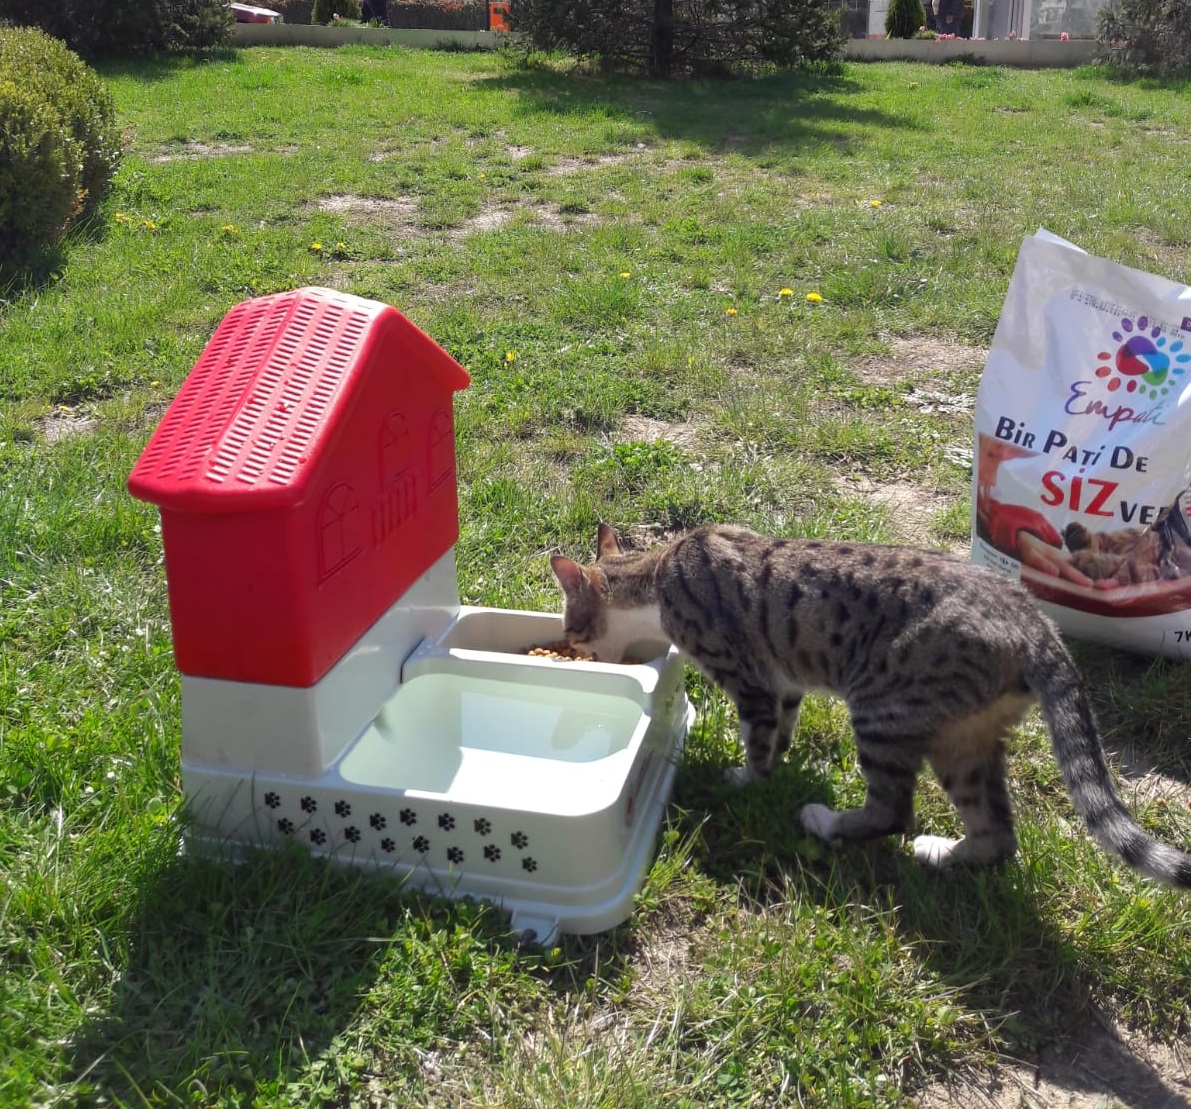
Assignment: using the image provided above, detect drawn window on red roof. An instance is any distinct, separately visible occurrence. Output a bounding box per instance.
[379,412,411,489]
[428,410,454,491]
[319,482,362,581]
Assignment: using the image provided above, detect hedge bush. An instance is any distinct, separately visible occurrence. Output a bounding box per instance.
[1098,0,1191,76]
[511,0,842,77]
[0,79,80,281]
[0,0,231,57]
[0,27,121,283]
[884,0,924,38]
[0,27,121,218]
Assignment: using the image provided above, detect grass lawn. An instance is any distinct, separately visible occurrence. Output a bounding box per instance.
[3,44,1191,1108]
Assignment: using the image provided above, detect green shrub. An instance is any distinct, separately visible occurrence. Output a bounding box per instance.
[1098,0,1191,76]
[0,0,231,56]
[511,0,842,77]
[884,0,925,38]
[0,27,121,220]
[0,79,80,282]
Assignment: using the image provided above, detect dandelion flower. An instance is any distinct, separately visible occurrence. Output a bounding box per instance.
[141,219,157,230]
[150,380,160,386]
[222,224,237,233]
[505,351,517,362]
[870,199,882,207]
[806,291,823,304]
[725,307,738,316]
[619,271,631,279]
[335,241,347,252]
[310,241,323,252]
[778,287,793,298]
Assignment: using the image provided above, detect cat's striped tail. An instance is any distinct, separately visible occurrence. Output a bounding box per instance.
[1025,634,1191,889]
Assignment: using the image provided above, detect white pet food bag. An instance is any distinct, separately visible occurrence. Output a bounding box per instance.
[972,231,1191,659]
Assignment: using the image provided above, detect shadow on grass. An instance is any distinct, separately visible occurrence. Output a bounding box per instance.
[472,66,919,157]
[670,730,1191,1109]
[95,48,241,84]
[64,841,525,1104]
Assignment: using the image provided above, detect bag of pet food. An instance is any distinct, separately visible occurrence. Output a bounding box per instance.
[972,230,1191,659]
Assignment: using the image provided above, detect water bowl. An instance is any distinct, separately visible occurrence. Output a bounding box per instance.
[183,606,690,945]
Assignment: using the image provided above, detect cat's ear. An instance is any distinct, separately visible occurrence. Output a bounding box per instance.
[551,555,586,596]
[597,522,624,560]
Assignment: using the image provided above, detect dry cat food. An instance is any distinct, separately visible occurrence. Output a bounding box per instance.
[520,640,646,665]
[522,640,594,661]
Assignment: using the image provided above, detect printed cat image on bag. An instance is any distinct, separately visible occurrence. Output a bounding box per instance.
[972,231,1191,658]
[551,523,1191,888]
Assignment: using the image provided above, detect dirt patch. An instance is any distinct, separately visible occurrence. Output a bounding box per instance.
[544,149,649,177]
[37,410,98,444]
[313,194,598,240]
[856,336,987,387]
[842,476,963,551]
[150,141,254,163]
[620,415,704,451]
[915,1016,1191,1109]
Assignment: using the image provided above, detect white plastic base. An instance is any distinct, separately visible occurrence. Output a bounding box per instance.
[181,606,690,945]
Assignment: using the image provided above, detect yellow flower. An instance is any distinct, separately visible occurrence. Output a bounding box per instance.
[870,199,882,207]
[619,271,631,279]
[335,241,347,252]
[778,287,793,298]
[221,224,237,234]
[725,307,738,316]
[505,351,517,362]
[310,241,323,252]
[150,379,160,386]
[141,219,157,231]
[806,291,823,304]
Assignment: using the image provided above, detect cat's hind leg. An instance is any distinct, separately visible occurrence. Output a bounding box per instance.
[801,736,920,843]
[918,734,1017,869]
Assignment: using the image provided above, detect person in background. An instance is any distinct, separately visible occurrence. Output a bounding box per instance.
[933,0,964,36]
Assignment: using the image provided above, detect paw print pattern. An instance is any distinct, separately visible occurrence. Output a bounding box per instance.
[483,844,502,862]
[474,818,491,836]
[511,831,529,850]
[447,846,465,864]
[310,828,327,846]
[521,857,537,873]
[263,791,281,809]
[370,813,387,830]
[344,826,361,843]
[412,836,430,853]
[334,800,351,818]
[438,813,456,831]
[380,837,396,853]
[399,809,417,826]
[277,818,294,835]
[300,796,317,814]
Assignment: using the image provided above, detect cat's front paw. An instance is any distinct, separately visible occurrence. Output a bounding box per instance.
[912,834,960,868]
[800,803,840,841]
[724,765,755,788]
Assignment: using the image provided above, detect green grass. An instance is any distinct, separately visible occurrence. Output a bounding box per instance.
[3,45,1191,1108]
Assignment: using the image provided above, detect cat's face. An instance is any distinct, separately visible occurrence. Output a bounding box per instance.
[550,524,635,663]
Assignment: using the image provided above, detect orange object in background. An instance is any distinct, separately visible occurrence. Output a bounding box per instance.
[488,1,509,32]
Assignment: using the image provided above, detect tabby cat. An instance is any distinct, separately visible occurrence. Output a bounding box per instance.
[551,523,1191,886]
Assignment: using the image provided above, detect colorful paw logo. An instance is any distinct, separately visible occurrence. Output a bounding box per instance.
[1095,315,1190,399]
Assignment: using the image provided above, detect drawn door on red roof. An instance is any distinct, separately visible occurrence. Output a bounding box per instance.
[319,482,362,581]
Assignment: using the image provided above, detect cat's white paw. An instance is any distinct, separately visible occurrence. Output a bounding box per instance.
[913,834,961,868]
[724,765,755,788]
[800,803,840,841]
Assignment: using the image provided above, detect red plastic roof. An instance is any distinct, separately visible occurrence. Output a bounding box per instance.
[127,287,469,512]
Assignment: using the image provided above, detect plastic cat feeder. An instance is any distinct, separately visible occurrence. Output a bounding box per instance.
[127,287,690,946]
